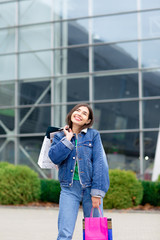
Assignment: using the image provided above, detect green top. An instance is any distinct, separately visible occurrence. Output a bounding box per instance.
[73,139,79,181]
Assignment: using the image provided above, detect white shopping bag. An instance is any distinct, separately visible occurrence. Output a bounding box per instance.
[38,126,62,169]
[38,136,56,169]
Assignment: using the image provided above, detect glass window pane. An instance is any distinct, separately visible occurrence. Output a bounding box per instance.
[141,0,160,10]
[143,100,160,128]
[20,107,51,134]
[142,70,160,97]
[0,109,15,132]
[19,51,51,79]
[0,138,14,164]
[67,77,89,102]
[54,105,68,128]
[54,47,89,75]
[54,19,89,48]
[94,74,138,100]
[19,81,51,105]
[144,131,159,180]
[141,39,160,68]
[0,82,15,106]
[93,13,137,43]
[93,42,138,71]
[93,102,139,130]
[54,77,89,103]
[19,0,52,24]
[19,24,51,51]
[0,29,15,54]
[141,10,160,38]
[53,0,88,19]
[0,2,16,27]
[68,47,89,73]
[93,0,137,15]
[0,55,15,81]
[101,132,140,174]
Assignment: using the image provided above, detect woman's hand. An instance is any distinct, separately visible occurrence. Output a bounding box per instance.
[63,125,73,141]
[91,196,101,208]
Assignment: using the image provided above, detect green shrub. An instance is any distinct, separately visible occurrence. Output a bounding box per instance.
[0,163,41,205]
[40,179,61,203]
[140,180,160,206]
[157,175,160,182]
[0,162,12,168]
[157,183,160,206]
[103,169,143,209]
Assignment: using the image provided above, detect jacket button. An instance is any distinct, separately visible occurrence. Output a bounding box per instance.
[71,170,73,172]
[73,157,75,159]
[69,183,72,186]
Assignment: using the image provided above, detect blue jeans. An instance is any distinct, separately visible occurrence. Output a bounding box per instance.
[57,180,103,240]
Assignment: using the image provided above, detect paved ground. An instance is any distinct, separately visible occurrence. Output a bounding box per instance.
[0,206,160,240]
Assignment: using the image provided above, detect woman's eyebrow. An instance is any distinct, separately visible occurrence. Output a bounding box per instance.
[83,111,88,115]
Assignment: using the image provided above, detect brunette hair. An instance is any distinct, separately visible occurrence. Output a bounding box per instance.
[66,103,94,130]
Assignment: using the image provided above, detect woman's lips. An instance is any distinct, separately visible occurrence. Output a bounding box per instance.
[74,115,82,121]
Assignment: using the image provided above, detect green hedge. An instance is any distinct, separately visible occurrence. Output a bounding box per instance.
[0,162,12,169]
[103,169,143,209]
[0,162,41,205]
[40,179,61,203]
[140,180,160,206]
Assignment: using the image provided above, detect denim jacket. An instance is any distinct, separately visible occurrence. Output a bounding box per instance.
[48,128,110,198]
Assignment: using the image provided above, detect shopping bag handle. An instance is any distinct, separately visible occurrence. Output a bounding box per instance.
[90,207,103,217]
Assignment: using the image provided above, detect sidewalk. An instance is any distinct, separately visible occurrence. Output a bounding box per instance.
[0,206,160,240]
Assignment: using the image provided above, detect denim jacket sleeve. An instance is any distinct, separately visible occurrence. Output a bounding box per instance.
[48,134,74,165]
[90,132,110,198]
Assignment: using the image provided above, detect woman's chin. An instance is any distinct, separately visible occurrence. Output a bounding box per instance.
[72,120,83,126]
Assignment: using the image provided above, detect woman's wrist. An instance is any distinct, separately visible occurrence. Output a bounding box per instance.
[65,135,72,141]
[91,196,101,208]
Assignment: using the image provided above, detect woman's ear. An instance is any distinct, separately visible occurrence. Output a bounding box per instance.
[86,119,91,124]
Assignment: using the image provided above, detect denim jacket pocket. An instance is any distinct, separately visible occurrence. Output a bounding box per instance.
[80,141,93,180]
[82,140,93,148]
[80,140,93,160]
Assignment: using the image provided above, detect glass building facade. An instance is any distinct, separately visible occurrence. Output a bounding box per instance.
[0,0,160,180]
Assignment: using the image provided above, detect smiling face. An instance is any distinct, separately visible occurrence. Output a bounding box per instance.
[71,106,91,127]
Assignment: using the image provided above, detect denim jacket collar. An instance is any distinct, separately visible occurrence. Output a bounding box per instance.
[81,128,88,133]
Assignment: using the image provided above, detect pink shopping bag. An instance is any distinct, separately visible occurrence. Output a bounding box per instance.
[85,207,108,240]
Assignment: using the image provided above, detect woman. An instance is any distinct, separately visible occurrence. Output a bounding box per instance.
[49,103,109,240]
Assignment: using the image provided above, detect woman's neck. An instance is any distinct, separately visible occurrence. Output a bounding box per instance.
[72,124,81,135]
